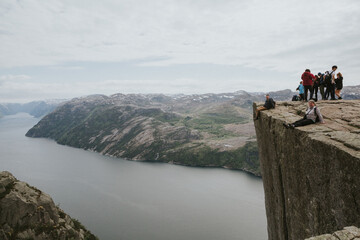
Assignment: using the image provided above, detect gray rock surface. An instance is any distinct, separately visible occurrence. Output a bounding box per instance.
[0,171,97,240]
[253,100,360,240]
[306,226,360,240]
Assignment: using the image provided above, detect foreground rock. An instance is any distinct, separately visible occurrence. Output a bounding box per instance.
[253,100,360,240]
[306,226,360,240]
[0,171,97,240]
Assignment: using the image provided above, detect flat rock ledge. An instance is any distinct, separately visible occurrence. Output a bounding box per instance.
[255,100,360,157]
[0,171,97,240]
[306,226,360,240]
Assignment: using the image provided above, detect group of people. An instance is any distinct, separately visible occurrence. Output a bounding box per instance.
[296,65,343,101]
[255,95,324,128]
[254,65,343,128]
[255,95,325,129]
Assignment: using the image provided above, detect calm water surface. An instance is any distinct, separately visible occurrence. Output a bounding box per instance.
[0,113,267,240]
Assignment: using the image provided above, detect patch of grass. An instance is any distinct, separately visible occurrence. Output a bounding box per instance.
[72,218,83,231]
[72,218,98,240]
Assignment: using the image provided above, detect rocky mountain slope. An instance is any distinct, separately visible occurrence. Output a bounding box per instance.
[26,92,262,175]
[253,100,360,240]
[0,171,97,240]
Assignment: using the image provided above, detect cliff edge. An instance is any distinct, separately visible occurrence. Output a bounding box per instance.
[253,100,360,240]
[0,171,97,240]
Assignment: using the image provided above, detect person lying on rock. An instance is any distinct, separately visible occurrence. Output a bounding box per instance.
[283,100,325,129]
[255,94,276,120]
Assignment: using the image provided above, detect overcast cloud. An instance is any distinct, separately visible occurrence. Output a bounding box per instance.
[0,0,359,102]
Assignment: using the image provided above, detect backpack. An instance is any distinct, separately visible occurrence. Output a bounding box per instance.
[304,107,320,122]
[314,107,320,122]
[292,95,299,101]
[271,99,276,108]
[325,71,334,84]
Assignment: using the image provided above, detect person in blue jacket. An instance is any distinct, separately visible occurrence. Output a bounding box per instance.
[296,81,305,101]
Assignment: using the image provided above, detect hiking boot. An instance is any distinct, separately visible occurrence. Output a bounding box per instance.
[338,97,342,100]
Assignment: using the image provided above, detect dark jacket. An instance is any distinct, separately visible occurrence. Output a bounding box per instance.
[335,76,343,90]
[264,98,276,109]
[319,74,325,85]
[313,76,320,87]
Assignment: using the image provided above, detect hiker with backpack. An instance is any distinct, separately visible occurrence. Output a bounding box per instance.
[317,72,326,100]
[335,72,343,100]
[301,69,315,101]
[255,94,276,120]
[283,100,324,129]
[324,71,331,99]
[324,65,337,100]
[296,81,305,101]
[313,74,321,101]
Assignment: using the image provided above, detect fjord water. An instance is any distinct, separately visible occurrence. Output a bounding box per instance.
[0,113,267,240]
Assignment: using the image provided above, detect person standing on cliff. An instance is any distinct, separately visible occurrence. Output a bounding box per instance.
[318,72,326,100]
[324,65,337,100]
[313,74,321,101]
[335,72,343,100]
[283,100,324,128]
[301,69,315,101]
[255,94,276,120]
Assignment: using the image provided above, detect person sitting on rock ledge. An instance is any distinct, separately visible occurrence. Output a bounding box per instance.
[255,94,276,120]
[283,100,325,129]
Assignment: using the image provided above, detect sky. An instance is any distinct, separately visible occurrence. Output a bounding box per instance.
[0,0,359,102]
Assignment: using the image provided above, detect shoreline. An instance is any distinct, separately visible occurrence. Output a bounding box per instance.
[28,135,262,178]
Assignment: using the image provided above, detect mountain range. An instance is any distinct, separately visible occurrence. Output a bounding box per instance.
[0,100,65,118]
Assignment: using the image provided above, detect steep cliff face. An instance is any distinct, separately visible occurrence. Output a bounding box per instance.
[0,171,97,240]
[253,100,360,240]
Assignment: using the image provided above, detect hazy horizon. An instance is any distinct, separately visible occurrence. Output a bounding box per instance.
[1,83,360,104]
[1,0,359,102]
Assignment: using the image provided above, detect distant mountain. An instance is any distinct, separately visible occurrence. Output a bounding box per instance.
[26,91,262,176]
[341,85,360,100]
[0,100,65,118]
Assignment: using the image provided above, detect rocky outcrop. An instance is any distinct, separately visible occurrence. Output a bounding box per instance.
[306,226,360,240]
[253,100,360,240]
[0,171,97,240]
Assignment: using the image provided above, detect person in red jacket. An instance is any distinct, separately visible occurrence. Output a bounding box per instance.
[301,69,315,101]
